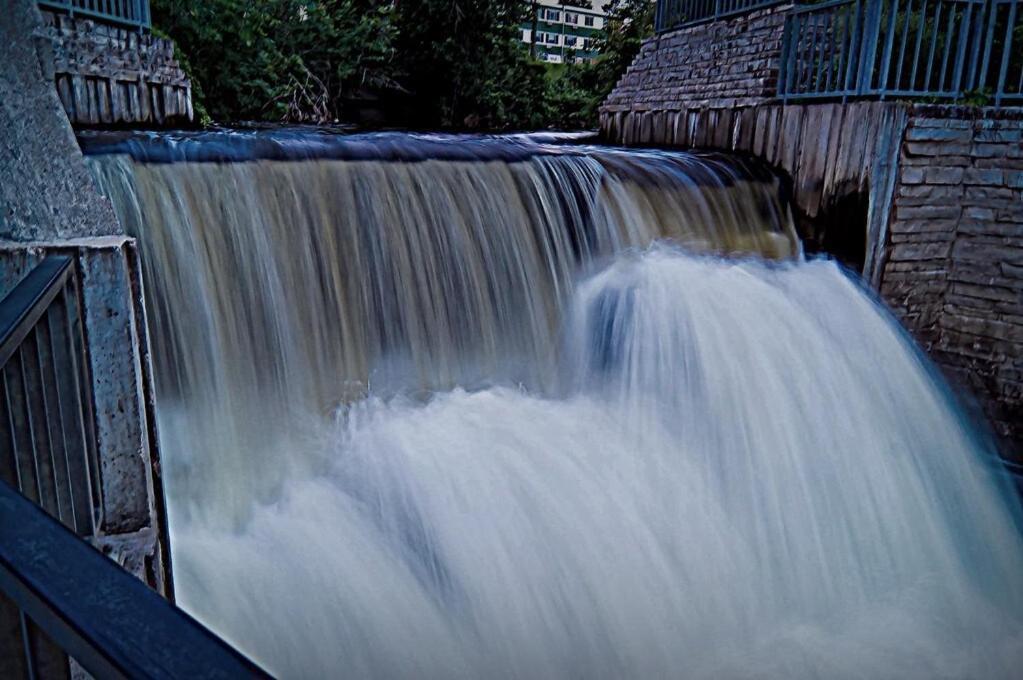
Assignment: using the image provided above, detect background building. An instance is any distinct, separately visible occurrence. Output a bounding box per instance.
[521,1,606,64]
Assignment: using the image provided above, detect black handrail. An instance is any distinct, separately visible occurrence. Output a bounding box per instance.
[0,479,270,679]
[0,256,270,679]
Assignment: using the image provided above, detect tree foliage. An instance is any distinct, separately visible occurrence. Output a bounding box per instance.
[546,0,656,127]
[390,0,550,129]
[151,0,655,130]
[152,0,394,123]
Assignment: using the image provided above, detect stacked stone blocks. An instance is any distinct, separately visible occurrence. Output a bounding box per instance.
[603,5,790,113]
[882,109,1023,455]
[40,10,192,126]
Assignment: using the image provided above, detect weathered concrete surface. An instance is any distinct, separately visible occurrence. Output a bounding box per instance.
[41,9,193,127]
[0,0,171,596]
[0,238,171,596]
[0,1,121,241]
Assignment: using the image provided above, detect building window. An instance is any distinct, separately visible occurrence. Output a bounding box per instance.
[584,15,595,27]
[583,38,592,50]
[546,9,561,22]
[566,12,578,24]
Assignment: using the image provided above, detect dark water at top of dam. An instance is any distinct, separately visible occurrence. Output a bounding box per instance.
[85,130,1023,679]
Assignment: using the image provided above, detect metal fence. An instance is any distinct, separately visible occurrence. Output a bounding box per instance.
[0,256,268,679]
[38,0,151,30]
[779,0,1023,105]
[0,256,100,538]
[656,0,787,32]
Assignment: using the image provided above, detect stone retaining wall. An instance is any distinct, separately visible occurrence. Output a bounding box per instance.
[881,108,1023,456]
[39,9,192,127]
[603,4,790,113]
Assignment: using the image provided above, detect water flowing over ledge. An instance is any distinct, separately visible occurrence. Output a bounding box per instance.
[87,133,1023,678]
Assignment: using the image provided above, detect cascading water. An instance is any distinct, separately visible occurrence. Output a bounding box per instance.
[85,130,1023,678]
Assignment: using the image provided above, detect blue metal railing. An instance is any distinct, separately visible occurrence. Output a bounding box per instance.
[38,0,151,31]
[779,0,1023,105]
[656,0,788,32]
[0,256,100,538]
[0,256,269,679]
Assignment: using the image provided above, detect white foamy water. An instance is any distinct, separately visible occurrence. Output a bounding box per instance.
[86,134,1023,678]
[166,251,1023,679]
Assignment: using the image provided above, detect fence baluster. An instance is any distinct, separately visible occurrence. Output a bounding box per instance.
[878,0,901,96]
[924,1,944,91]
[996,0,1019,104]
[37,0,150,29]
[951,1,977,99]
[893,0,914,91]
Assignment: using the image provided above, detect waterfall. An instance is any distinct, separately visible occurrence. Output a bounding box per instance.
[87,131,1023,678]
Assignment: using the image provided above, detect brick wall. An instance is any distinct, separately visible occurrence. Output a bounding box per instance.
[40,10,192,126]
[880,108,1023,458]
[602,4,790,114]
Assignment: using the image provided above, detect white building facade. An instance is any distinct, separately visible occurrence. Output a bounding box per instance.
[521,1,607,64]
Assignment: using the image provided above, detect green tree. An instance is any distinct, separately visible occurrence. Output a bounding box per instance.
[543,0,655,129]
[151,0,394,124]
[390,0,549,129]
[590,0,654,103]
[151,0,654,130]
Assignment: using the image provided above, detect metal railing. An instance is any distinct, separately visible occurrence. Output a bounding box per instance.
[656,0,787,32]
[38,0,151,31]
[0,256,269,679]
[1,256,100,538]
[0,477,271,679]
[779,0,1023,105]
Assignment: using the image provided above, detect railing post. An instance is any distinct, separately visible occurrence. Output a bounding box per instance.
[778,16,792,98]
[995,0,1019,106]
[950,0,976,101]
[857,0,884,94]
